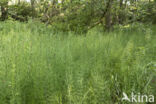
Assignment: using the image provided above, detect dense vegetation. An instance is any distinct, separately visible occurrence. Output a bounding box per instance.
[0,0,156,32]
[0,21,155,104]
[0,0,156,104]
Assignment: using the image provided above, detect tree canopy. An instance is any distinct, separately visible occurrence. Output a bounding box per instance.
[0,0,156,32]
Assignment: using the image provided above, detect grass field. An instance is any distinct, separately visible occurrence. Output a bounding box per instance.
[0,21,155,104]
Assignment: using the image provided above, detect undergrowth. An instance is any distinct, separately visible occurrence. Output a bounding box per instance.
[0,21,155,104]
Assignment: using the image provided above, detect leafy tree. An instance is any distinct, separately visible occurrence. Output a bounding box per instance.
[1,0,156,32]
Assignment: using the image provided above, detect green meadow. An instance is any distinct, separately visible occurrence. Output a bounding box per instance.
[0,21,155,104]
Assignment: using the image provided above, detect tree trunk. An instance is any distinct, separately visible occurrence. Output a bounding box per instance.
[105,0,113,31]
[0,2,8,21]
[18,0,21,5]
[52,0,56,5]
[118,0,123,24]
[31,0,35,18]
[125,0,128,8]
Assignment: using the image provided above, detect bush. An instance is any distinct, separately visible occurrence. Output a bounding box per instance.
[137,2,156,24]
[9,2,37,21]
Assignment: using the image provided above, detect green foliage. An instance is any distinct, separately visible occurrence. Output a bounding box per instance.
[0,21,155,104]
[8,2,37,21]
[137,2,156,24]
[1,0,155,32]
[114,23,149,33]
[0,0,9,4]
[51,0,110,33]
[50,1,91,33]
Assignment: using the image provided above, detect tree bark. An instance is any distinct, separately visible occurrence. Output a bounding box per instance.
[0,2,8,21]
[88,0,113,30]
[18,0,21,5]
[105,0,113,31]
[31,0,35,18]
[118,0,123,24]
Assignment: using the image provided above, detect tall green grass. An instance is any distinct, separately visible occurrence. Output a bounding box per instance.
[0,21,155,104]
